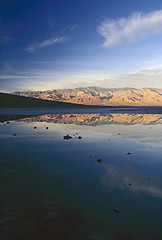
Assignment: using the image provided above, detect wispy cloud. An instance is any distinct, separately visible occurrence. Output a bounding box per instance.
[1,65,162,92]
[24,36,64,52]
[0,35,15,45]
[94,65,162,88]
[48,17,78,32]
[0,68,102,92]
[97,10,162,47]
[66,24,78,32]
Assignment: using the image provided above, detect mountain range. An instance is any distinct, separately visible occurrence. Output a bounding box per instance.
[13,87,162,106]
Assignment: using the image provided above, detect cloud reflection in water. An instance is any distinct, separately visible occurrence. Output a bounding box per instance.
[101,164,162,199]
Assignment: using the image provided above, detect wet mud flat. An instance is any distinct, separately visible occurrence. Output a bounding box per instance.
[0,112,162,240]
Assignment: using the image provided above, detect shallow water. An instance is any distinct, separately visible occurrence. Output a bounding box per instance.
[0,111,162,240]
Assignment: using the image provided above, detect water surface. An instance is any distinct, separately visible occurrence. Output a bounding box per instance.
[0,111,162,240]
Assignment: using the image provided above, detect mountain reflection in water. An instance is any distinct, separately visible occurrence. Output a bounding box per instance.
[17,113,162,125]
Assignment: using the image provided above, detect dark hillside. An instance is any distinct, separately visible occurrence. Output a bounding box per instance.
[0,92,87,109]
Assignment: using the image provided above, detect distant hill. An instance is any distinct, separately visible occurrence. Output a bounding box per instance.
[0,92,91,109]
[13,87,162,106]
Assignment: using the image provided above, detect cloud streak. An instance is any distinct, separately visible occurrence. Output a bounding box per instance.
[97,10,162,47]
[94,65,162,88]
[24,36,64,52]
[1,65,162,92]
[0,35,15,45]
[0,68,103,92]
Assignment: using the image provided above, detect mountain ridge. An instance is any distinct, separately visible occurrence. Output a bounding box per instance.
[12,87,162,106]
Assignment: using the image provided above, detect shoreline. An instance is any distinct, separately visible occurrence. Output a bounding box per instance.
[1,106,162,115]
[0,107,162,123]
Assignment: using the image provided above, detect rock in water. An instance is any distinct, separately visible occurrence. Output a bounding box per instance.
[97,159,102,163]
[113,208,120,213]
[63,134,72,140]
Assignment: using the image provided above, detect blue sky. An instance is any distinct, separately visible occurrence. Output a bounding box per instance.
[0,0,162,92]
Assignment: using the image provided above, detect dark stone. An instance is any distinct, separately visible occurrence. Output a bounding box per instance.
[63,134,72,140]
[127,152,131,155]
[34,126,37,129]
[46,127,48,129]
[7,121,10,124]
[113,208,120,213]
[78,136,82,139]
[14,134,16,136]
[97,159,102,163]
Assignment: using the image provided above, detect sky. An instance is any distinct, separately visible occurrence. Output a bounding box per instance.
[0,0,162,92]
